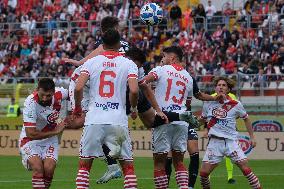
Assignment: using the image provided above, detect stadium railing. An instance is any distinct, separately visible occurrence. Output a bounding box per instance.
[1,13,283,37]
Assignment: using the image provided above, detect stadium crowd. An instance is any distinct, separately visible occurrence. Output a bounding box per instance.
[0,0,283,86]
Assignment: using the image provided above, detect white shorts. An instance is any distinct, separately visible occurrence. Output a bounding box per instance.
[203,137,247,164]
[152,121,188,154]
[68,81,89,112]
[19,140,59,170]
[79,124,133,160]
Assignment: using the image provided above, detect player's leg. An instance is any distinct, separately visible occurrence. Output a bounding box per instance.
[28,156,45,189]
[42,143,59,188]
[200,138,225,189]
[199,162,218,189]
[171,123,189,189]
[187,127,199,189]
[228,140,261,189]
[152,124,171,189]
[172,151,188,189]
[225,157,235,184]
[43,158,56,189]
[153,153,169,189]
[119,126,138,189]
[235,160,261,189]
[165,152,173,185]
[76,124,104,188]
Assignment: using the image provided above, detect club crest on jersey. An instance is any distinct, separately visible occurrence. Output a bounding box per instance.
[238,135,253,155]
[47,111,60,124]
[162,105,181,112]
[212,107,227,118]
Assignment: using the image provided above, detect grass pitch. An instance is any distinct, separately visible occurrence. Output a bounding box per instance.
[0,156,283,189]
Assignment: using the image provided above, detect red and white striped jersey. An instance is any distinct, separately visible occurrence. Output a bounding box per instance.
[19,87,68,146]
[80,51,138,126]
[201,98,248,140]
[149,64,193,113]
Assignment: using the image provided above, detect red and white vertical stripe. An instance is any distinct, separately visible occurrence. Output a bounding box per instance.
[76,169,90,189]
[32,176,45,189]
[124,174,137,189]
[154,170,168,189]
[245,171,261,189]
[175,170,189,189]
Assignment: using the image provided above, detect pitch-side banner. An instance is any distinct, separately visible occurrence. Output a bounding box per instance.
[0,130,284,159]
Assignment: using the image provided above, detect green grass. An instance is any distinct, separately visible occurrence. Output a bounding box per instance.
[0,156,283,189]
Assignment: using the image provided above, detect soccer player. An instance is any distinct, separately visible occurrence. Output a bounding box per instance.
[199,76,262,189]
[19,78,68,189]
[142,46,194,189]
[74,28,139,189]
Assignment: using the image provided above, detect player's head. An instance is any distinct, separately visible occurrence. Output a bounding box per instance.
[213,76,235,95]
[161,46,184,65]
[101,16,119,33]
[125,47,146,68]
[102,28,121,51]
[37,78,55,106]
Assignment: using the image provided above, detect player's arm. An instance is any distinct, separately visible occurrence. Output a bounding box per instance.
[128,78,139,119]
[140,83,161,112]
[62,45,104,66]
[74,73,89,114]
[243,117,256,148]
[25,122,66,140]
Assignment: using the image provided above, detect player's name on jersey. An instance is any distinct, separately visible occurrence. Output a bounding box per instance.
[1,130,284,159]
[167,71,189,84]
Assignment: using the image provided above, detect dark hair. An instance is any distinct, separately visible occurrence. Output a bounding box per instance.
[102,28,121,47]
[163,46,184,62]
[38,78,55,91]
[101,16,119,33]
[125,47,146,65]
[213,76,235,91]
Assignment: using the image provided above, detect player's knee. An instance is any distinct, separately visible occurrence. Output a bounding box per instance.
[241,166,252,175]
[200,171,209,178]
[122,162,135,176]
[78,160,92,171]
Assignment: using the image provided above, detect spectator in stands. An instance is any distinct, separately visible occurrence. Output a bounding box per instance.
[214,62,226,76]
[264,62,277,81]
[191,3,206,31]
[253,67,267,95]
[205,0,216,28]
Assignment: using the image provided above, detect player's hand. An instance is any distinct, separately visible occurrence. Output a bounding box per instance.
[55,120,66,134]
[203,129,209,138]
[62,58,81,66]
[250,136,257,148]
[214,94,226,103]
[156,111,169,124]
[130,106,138,120]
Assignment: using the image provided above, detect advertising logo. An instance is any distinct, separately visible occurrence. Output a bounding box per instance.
[238,135,253,155]
[252,120,283,132]
[212,107,227,119]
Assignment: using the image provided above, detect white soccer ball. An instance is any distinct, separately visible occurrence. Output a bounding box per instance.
[140,3,163,26]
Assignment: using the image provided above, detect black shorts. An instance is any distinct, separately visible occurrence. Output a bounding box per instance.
[126,88,152,115]
[188,126,198,140]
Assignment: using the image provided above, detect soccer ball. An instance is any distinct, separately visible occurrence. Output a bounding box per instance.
[140,3,163,26]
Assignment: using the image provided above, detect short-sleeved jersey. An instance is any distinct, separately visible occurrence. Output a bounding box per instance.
[19,87,68,146]
[201,98,248,140]
[68,65,90,112]
[80,51,138,126]
[149,64,193,113]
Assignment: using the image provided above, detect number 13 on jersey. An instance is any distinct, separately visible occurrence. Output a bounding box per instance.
[165,78,186,104]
